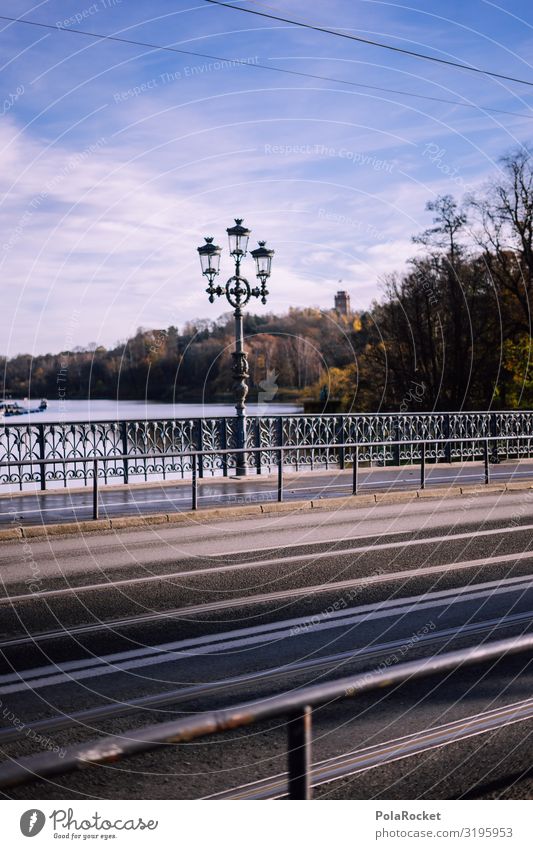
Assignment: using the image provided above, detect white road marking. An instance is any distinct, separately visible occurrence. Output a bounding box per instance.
[5,540,533,646]
[4,519,533,605]
[1,612,530,743]
[2,575,532,694]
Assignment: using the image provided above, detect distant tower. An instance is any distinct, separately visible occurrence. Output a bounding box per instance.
[334,290,351,316]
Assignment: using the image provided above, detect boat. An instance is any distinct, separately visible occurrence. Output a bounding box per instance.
[0,398,48,417]
[0,402,26,417]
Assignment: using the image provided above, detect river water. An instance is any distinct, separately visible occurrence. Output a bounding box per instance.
[2,399,303,424]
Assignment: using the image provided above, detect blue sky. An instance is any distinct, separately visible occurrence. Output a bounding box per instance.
[1,0,533,354]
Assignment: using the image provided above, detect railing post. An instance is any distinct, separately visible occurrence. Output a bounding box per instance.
[287,705,312,800]
[221,419,228,478]
[234,415,247,477]
[37,423,46,491]
[277,448,284,502]
[336,418,345,471]
[191,453,198,511]
[254,419,261,475]
[490,412,499,463]
[277,416,284,480]
[393,418,400,467]
[121,421,129,485]
[92,459,99,520]
[195,421,204,479]
[352,445,359,495]
[444,414,451,464]
[420,442,426,490]
[484,439,490,485]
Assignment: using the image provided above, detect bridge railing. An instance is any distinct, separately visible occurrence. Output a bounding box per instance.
[1,411,533,491]
[0,434,524,518]
[0,632,532,798]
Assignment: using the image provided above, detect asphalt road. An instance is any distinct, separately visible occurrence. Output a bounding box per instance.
[1,489,533,799]
[2,458,533,525]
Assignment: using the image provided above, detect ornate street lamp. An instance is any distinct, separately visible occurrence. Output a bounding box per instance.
[197,219,274,475]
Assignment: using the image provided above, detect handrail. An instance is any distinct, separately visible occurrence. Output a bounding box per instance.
[0,433,525,517]
[0,433,525,469]
[1,409,533,428]
[1,632,532,797]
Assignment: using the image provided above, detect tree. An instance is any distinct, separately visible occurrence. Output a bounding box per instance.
[470,146,533,333]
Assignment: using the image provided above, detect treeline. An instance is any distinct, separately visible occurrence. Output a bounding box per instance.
[348,146,533,411]
[1,309,356,403]
[4,144,533,412]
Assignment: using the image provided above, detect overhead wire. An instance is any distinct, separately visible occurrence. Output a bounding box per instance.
[0,13,531,120]
[204,0,533,88]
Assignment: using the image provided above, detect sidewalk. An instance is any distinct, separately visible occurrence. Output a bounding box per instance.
[0,460,530,533]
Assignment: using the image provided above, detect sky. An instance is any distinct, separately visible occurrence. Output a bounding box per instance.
[1,0,533,354]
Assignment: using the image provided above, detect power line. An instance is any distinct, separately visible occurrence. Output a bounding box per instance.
[205,0,533,89]
[0,13,532,120]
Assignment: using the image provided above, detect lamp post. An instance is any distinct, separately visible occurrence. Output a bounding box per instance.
[197,219,274,476]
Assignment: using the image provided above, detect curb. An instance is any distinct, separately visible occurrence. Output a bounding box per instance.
[0,479,522,542]
[504,482,533,492]
[418,486,463,499]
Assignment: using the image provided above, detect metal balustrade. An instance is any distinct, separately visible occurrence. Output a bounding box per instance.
[1,411,533,491]
[0,632,532,797]
[0,434,526,519]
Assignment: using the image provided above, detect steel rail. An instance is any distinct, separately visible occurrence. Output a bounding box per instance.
[208,696,533,800]
[1,633,532,797]
[2,586,533,657]
[3,410,532,427]
[0,610,530,746]
[0,434,527,468]
[3,540,533,626]
[3,575,532,698]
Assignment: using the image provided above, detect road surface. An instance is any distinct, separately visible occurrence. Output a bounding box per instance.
[0,489,533,799]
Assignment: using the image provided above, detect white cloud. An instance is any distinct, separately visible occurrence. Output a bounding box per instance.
[1,0,532,354]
